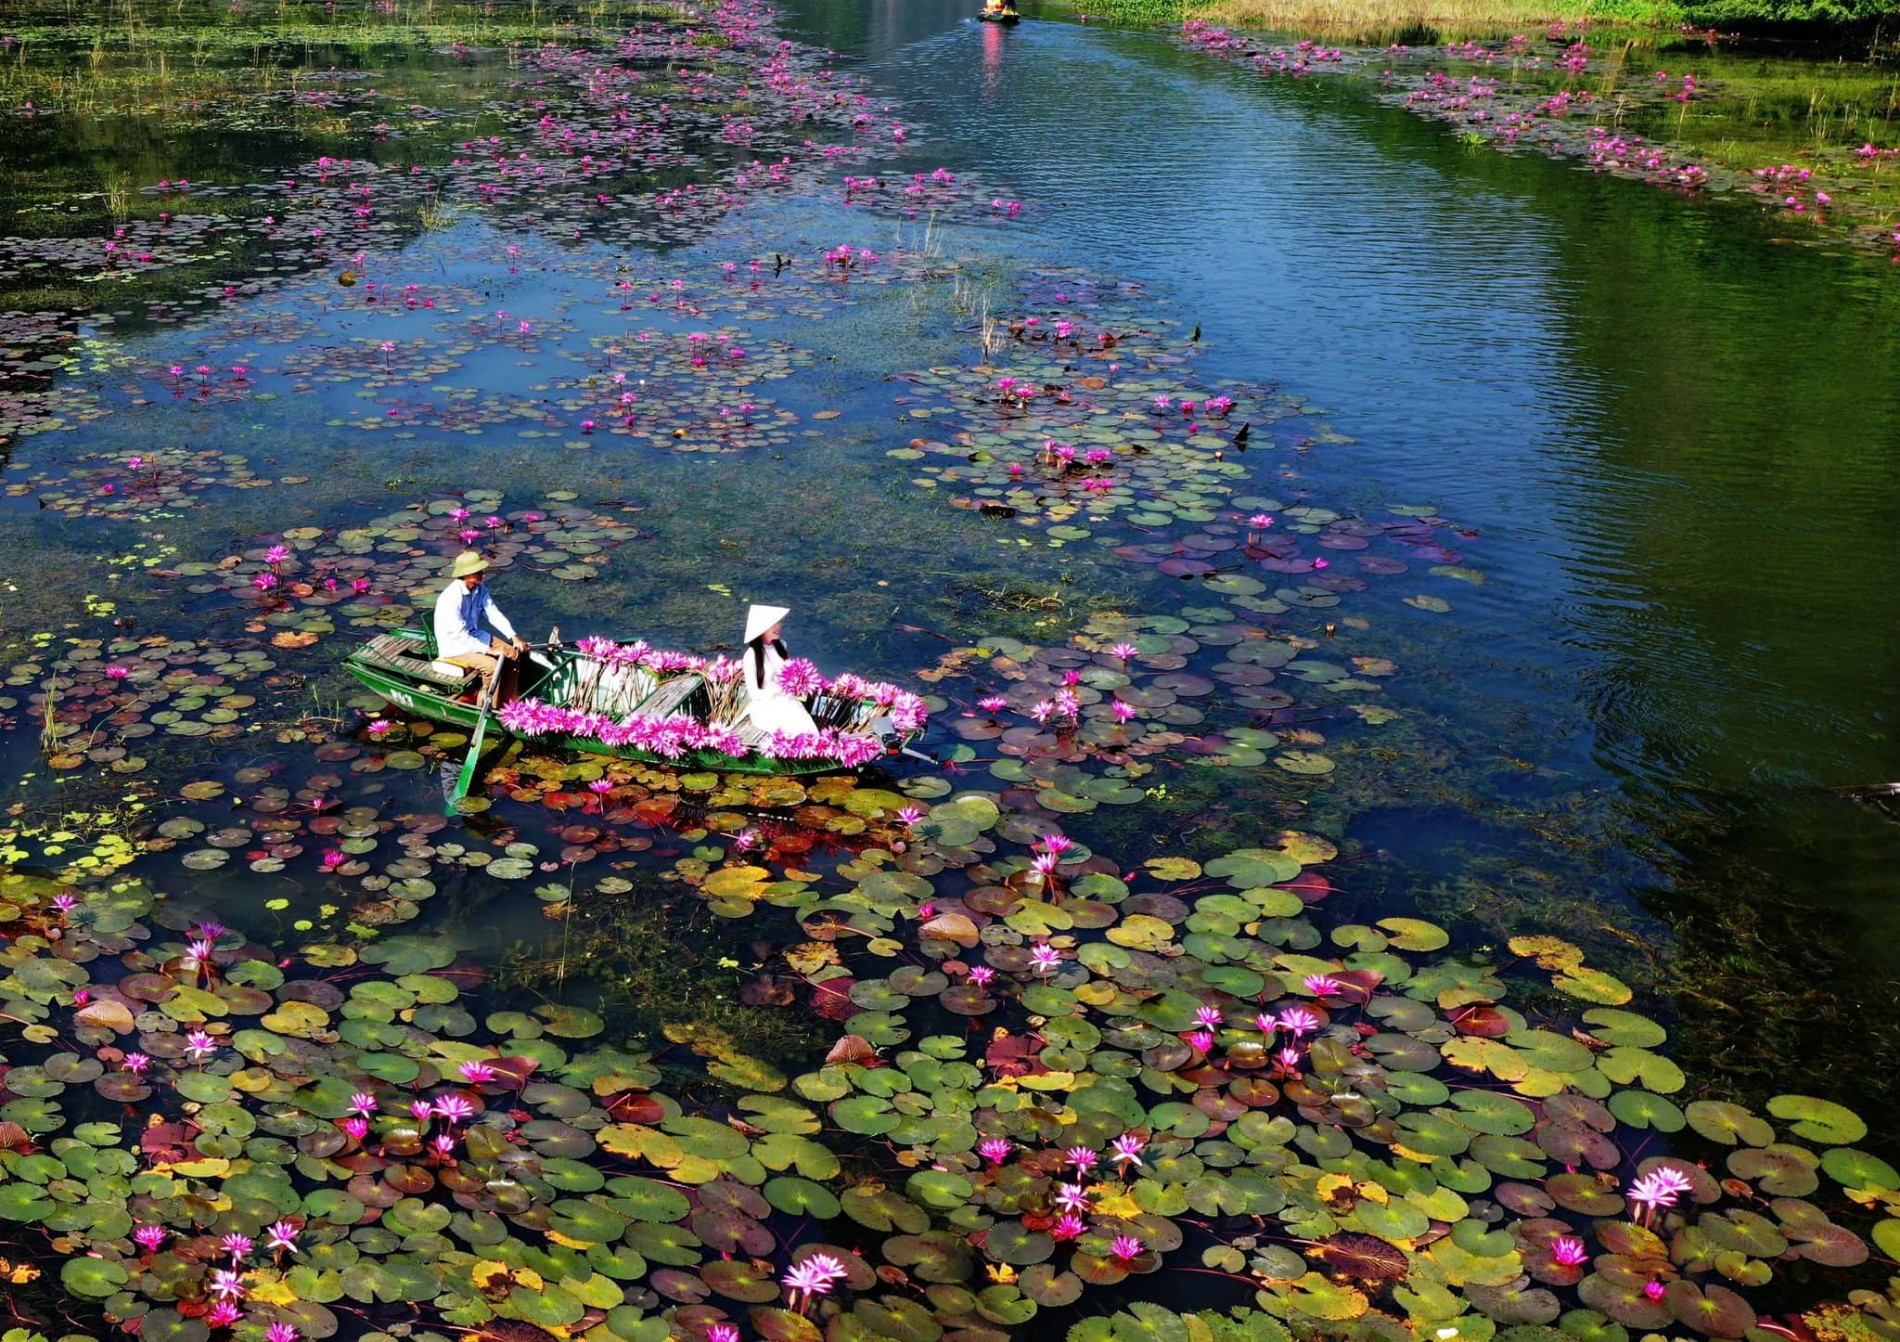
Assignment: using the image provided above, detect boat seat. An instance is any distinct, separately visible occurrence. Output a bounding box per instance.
[357,632,470,688]
[632,673,704,718]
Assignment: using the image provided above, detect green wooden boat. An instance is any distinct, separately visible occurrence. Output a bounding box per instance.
[345,628,919,776]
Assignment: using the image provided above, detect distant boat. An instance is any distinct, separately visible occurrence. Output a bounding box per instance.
[979,7,1021,22]
[346,627,925,776]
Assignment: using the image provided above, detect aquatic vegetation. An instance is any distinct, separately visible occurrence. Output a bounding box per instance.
[0,2,1896,1340]
[1176,22,1900,257]
[168,491,636,643]
[3,638,279,777]
[3,792,1900,1342]
[6,448,290,519]
[1081,0,1628,40]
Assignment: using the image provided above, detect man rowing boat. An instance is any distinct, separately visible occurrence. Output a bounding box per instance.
[434,552,526,701]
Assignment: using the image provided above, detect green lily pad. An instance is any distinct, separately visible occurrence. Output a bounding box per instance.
[1767,1093,1867,1145]
[763,1176,841,1219]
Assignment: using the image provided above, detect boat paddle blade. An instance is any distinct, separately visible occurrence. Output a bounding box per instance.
[1833,782,1900,800]
[447,672,499,815]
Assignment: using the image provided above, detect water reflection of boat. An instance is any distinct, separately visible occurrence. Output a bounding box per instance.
[978,7,1021,22]
[346,627,924,776]
[1837,781,1900,821]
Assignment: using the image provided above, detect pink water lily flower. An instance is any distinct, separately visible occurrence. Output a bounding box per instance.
[1054,1181,1091,1211]
[782,1251,850,1310]
[1279,1005,1321,1035]
[1628,1166,1694,1218]
[206,1302,242,1329]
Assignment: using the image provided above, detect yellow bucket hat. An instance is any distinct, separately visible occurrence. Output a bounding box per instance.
[448,551,489,579]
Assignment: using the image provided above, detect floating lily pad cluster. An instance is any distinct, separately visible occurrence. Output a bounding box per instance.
[0,0,928,344]
[0,43,1010,476]
[542,325,814,456]
[0,310,105,444]
[880,275,1484,629]
[4,797,1900,1342]
[161,490,635,646]
[891,361,1267,550]
[919,614,1384,798]
[5,448,295,520]
[663,801,1900,1341]
[2,637,278,775]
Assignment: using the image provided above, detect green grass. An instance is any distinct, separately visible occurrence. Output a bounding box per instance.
[1063,0,1609,37]
[1070,0,1900,42]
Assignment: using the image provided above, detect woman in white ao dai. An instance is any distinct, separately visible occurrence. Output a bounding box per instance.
[740,604,818,736]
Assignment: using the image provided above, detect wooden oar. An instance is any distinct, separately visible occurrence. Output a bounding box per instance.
[446,637,565,814]
[447,663,502,815]
[1834,782,1900,803]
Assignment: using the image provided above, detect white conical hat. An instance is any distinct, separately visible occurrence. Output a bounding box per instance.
[745,604,790,643]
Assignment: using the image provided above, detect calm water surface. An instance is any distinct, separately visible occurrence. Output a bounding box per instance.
[3,0,1897,1083]
[5,4,1900,1332]
[776,0,1900,973]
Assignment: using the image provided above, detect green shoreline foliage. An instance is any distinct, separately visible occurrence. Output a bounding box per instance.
[1064,0,1900,45]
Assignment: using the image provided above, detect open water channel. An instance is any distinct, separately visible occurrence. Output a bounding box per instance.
[1,1,1899,1338]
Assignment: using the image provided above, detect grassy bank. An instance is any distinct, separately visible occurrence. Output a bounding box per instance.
[1161,4,1900,258]
[1190,0,1604,40]
[1070,0,1900,44]
[1068,0,1616,39]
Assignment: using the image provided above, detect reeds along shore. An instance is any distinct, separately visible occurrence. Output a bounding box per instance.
[1071,0,1615,39]
[1074,0,1897,43]
[1192,0,1603,40]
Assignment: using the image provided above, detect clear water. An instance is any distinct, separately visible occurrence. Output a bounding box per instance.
[5,0,1900,1148]
[775,0,1900,968]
